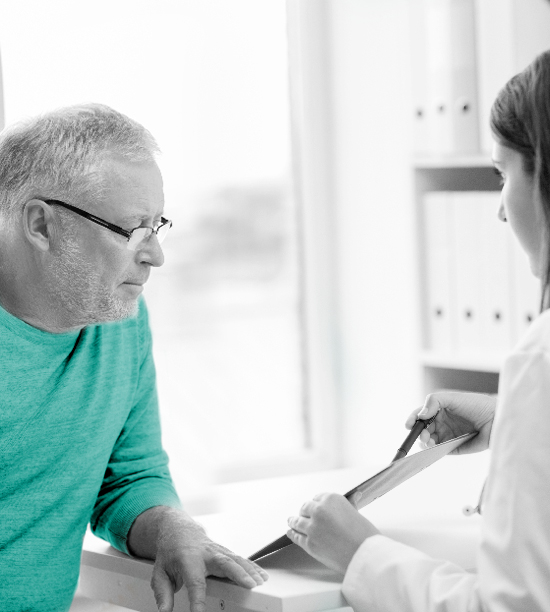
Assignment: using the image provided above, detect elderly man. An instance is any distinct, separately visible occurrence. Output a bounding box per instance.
[0,103,268,612]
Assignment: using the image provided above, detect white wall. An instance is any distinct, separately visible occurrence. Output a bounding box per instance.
[328,0,423,466]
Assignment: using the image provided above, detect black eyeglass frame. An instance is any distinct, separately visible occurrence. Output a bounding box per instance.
[43,199,172,248]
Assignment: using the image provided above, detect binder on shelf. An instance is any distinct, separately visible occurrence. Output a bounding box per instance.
[477,192,514,352]
[412,0,479,155]
[446,0,479,154]
[422,192,456,352]
[410,0,430,155]
[424,0,452,154]
[423,190,539,365]
[451,192,485,353]
[509,232,541,343]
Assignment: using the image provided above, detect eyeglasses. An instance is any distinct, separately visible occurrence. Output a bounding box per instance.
[44,199,172,251]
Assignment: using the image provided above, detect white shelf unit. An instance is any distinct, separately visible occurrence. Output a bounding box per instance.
[414,157,503,395]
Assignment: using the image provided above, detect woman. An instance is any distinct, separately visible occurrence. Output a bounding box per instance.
[287,49,550,611]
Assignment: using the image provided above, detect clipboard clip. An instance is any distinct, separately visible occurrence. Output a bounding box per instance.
[462,502,481,516]
[462,479,485,516]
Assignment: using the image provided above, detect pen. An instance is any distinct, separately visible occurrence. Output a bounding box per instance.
[392,414,437,462]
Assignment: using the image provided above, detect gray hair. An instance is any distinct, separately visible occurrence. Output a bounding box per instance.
[0,103,160,228]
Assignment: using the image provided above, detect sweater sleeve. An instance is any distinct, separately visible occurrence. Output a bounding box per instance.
[90,299,182,554]
[342,347,550,612]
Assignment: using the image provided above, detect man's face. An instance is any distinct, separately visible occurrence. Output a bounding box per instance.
[48,157,165,327]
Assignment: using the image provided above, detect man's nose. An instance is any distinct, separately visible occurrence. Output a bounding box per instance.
[138,233,165,267]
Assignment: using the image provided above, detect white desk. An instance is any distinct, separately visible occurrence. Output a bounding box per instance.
[78,455,487,611]
[79,533,351,612]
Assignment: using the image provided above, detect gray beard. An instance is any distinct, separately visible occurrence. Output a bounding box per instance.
[47,234,138,328]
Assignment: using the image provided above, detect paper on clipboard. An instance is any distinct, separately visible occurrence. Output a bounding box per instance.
[248,432,476,561]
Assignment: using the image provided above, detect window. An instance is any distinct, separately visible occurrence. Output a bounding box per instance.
[143,1,341,491]
[0,0,339,500]
[144,1,306,488]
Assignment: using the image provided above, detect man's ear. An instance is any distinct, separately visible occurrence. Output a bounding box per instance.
[22,199,58,252]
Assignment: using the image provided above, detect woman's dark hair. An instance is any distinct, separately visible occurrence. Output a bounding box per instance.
[490,49,550,310]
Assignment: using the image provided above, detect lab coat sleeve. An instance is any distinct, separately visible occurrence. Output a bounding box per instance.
[342,535,480,612]
[342,347,550,612]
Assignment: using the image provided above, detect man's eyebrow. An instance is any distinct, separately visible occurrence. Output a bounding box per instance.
[118,214,142,225]
[119,212,164,225]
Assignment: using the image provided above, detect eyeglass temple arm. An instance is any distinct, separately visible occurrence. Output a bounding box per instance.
[44,199,132,239]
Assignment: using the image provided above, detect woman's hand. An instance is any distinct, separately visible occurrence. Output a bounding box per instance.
[406,391,497,454]
[287,493,379,575]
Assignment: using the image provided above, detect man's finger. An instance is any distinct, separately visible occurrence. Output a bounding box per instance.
[204,547,268,586]
[207,552,258,588]
[250,560,269,582]
[151,565,175,612]
[180,565,208,612]
[224,555,269,584]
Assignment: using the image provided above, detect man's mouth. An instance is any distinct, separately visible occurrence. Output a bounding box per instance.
[123,277,149,286]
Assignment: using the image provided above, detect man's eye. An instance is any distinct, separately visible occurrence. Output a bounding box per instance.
[129,221,149,231]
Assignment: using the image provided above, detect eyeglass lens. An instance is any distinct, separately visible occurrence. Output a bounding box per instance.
[127,221,171,251]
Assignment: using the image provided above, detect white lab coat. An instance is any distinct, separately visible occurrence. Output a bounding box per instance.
[342,309,550,612]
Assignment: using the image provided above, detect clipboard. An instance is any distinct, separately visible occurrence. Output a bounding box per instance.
[248,432,476,561]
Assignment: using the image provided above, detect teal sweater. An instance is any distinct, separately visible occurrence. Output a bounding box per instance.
[0,297,182,611]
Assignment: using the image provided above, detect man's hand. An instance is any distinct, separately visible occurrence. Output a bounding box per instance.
[128,506,268,612]
[406,391,497,454]
[286,493,379,575]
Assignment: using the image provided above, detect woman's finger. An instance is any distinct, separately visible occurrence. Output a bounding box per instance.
[286,527,308,550]
[287,515,310,535]
[417,394,443,420]
[405,408,422,429]
[299,499,317,518]
[418,429,431,444]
